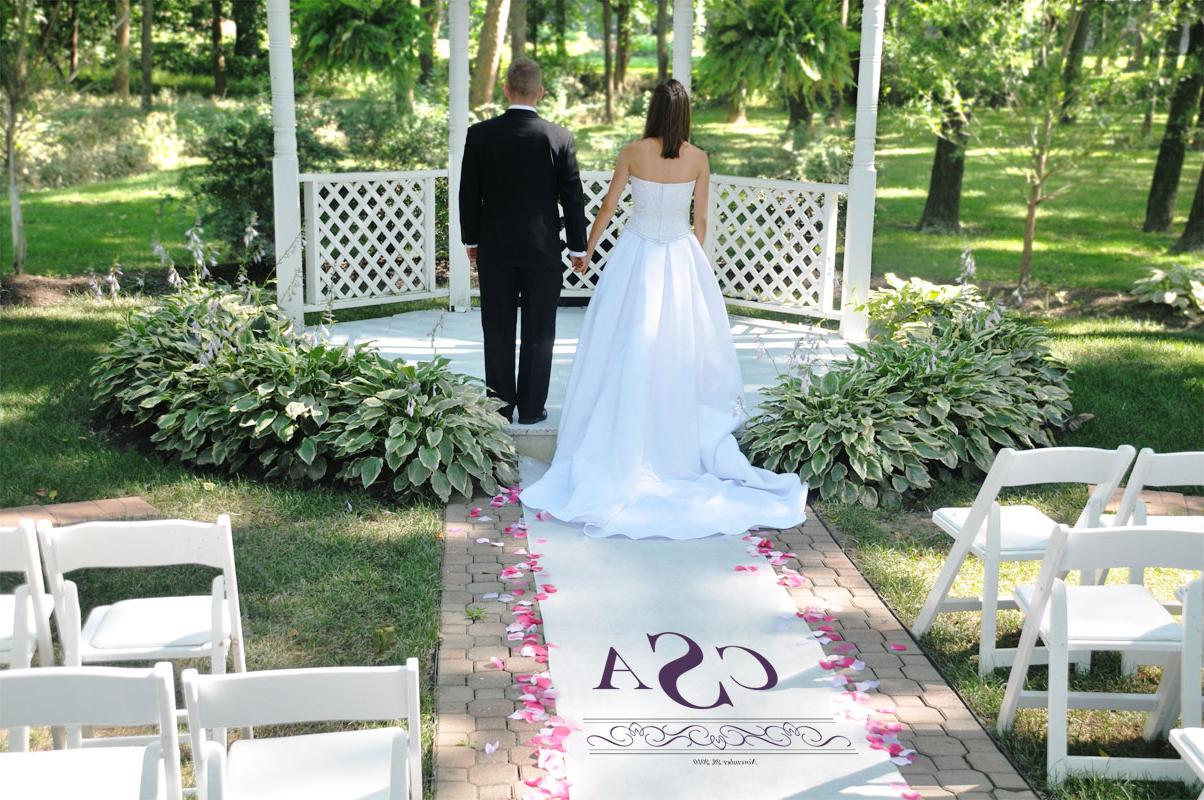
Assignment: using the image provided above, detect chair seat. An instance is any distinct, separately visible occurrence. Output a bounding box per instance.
[1100,513,1204,533]
[0,746,162,799]
[933,505,1059,559]
[225,727,402,800]
[1013,583,1183,648]
[1170,728,1204,781]
[0,592,50,654]
[83,595,229,652]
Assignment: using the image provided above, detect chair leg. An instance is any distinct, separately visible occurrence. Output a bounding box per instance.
[1046,619,1071,785]
[1143,653,1181,741]
[980,555,1000,677]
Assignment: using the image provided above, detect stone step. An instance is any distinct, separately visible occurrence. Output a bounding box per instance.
[508,425,557,462]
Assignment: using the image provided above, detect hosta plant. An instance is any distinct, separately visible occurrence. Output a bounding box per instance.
[1130,264,1204,320]
[743,308,1073,508]
[91,283,517,503]
[861,273,986,339]
[742,367,938,509]
[321,357,518,501]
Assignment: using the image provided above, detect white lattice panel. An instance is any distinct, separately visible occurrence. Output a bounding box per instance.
[301,170,442,311]
[707,176,842,316]
[561,171,632,294]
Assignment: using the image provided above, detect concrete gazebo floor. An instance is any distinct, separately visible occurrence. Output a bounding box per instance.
[322,306,852,454]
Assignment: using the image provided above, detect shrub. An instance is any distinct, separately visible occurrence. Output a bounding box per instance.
[743,367,936,509]
[861,273,987,339]
[743,305,1073,508]
[91,283,517,502]
[187,112,340,251]
[1130,264,1204,320]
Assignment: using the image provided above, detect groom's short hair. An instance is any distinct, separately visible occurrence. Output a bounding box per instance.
[506,58,542,98]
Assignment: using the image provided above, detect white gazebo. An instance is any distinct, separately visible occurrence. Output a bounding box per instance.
[265,0,886,344]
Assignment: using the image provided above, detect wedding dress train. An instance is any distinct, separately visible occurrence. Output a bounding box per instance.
[520,176,808,539]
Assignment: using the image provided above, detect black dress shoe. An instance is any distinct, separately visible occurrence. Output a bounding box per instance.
[517,409,548,425]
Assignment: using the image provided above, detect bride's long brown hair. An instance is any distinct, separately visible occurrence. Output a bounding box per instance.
[643,80,691,159]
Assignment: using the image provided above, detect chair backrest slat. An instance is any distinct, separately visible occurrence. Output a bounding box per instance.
[0,525,31,573]
[1113,449,1204,526]
[184,665,413,729]
[0,666,162,728]
[38,519,230,575]
[1058,525,1204,573]
[955,446,1136,545]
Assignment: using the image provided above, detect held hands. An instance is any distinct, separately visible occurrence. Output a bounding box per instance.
[571,253,590,275]
[466,246,478,264]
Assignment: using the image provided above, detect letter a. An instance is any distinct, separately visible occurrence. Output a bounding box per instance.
[593,647,652,690]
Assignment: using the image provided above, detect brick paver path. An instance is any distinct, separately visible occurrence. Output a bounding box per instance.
[434,499,1038,800]
[0,496,158,527]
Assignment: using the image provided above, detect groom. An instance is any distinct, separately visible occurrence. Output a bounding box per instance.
[459,58,588,425]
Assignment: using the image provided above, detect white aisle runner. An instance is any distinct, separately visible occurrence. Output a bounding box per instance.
[520,466,909,800]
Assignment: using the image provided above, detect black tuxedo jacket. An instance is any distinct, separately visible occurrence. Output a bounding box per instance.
[459,108,588,270]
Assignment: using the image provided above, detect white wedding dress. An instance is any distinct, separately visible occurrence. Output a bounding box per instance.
[521,176,808,539]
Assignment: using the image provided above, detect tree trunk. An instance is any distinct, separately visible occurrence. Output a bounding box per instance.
[1143,20,1204,233]
[918,109,969,233]
[1171,158,1204,252]
[655,0,668,82]
[1018,185,1040,292]
[1128,29,1144,71]
[470,0,510,108]
[786,90,813,132]
[6,95,27,275]
[210,0,226,97]
[232,0,258,58]
[68,0,79,80]
[114,0,130,97]
[602,0,613,122]
[555,0,567,59]
[510,0,527,62]
[419,0,442,83]
[726,86,746,123]
[614,0,631,88]
[1059,0,1092,123]
[1193,88,1204,149]
[140,0,152,111]
[1146,22,1186,139]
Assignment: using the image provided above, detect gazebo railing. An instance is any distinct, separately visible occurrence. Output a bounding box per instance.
[300,169,446,312]
[300,168,846,320]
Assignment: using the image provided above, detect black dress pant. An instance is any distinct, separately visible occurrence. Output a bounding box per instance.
[477,262,562,420]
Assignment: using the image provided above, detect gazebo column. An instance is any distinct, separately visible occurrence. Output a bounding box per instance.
[447,0,472,312]
[839,0,887,342]
[671,0,693,92]
[267,0,304,330]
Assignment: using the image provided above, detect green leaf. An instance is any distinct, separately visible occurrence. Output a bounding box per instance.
[298,437,318,465]
[418,445,440,471]
[359,456,384,488]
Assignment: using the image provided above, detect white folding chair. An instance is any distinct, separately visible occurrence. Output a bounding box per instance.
[1170,728,1204,800]
[183,659,422,800]
[911,445,1136,676]
[997,524,1204,785]
[0,520,54,669]
[37,515,246,675]
[1104,449,1204,532]
[0,663,182,799]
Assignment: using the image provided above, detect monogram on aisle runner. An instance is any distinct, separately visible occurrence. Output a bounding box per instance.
[511,461,911,800]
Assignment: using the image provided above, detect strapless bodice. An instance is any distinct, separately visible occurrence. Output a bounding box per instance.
[624,176,695,243]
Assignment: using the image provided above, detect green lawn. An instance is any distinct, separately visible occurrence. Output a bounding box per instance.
[0,298,443,793]
[819,316,1204,800]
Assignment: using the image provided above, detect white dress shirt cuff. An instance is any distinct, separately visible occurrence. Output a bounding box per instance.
[465,244,477,248]
[568,250,586,257]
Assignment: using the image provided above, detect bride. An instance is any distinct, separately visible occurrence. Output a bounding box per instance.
[520,80,808,539]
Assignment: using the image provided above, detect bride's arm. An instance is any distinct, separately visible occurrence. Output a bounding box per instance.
[581,148,631,269]
[693,151,710,246]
